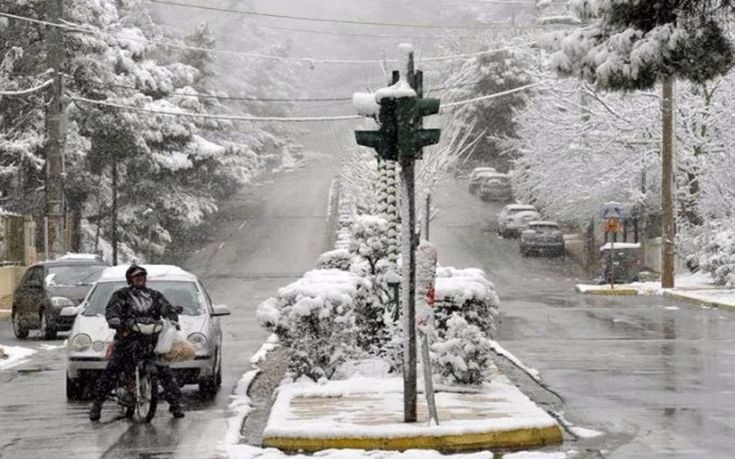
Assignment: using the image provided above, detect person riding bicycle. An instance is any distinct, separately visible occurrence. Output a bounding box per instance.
[89,264,185,421]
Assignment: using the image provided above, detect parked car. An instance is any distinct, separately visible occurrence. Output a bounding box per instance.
[479,174,513,202]
[468,168,498,194]
[497,205,540,238]
[65,264,230,400]
[599,242,642,283]
[519,221,565,257]
[12,256,109,339]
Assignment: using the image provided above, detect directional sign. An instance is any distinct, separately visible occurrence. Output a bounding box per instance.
[601,201,623,220]
[605,217,621,234]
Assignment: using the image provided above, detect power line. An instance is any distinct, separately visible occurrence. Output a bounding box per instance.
[69,82,541,122]
[0,79,55,96]
[147,0,492,30]
[1,11,538,66]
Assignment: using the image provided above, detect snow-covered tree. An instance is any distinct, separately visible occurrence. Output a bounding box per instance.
[431,314,494,386]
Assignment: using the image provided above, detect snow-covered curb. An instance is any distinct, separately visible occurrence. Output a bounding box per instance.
[262,374,560,441]
[0,345,36,370]
[219,333,280,454]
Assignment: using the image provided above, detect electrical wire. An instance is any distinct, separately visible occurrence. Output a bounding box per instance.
[147,0,495,30]
[69,82,542,122]
[0,79,55,96]
[1,11,538,66]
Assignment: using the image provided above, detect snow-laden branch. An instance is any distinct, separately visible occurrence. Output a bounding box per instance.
[0,79,54,96]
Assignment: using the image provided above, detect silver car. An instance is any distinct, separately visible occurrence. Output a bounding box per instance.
[498,206,541,238]
[65,264,230,400]
[519,221,565,257]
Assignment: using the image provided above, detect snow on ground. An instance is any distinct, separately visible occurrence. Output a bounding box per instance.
[0,345,36,370]
[221,370,260,447]
[488,339,541,382]
[568,426,603,439]
[504,452,567,459]
[249,334,278,366]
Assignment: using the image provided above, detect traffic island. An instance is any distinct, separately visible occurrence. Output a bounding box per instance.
[575,284,639,296]
[261,372,563,453]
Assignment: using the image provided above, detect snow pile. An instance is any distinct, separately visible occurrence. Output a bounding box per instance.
[432,314,494,385]
[316,249,352,271]
[689,227,735,287]
[257,269,370,381]
[222,369,260,446]
[226,446,495,459]
[0,345,36,371]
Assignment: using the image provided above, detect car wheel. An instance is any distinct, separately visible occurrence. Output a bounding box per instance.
[199,351,220,399]
[66,374,85,400]
[12,308,29,339]
[40,309,57,340]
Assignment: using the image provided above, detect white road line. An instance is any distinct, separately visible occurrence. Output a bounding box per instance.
[238,220,248,230]
[218,242,225,250]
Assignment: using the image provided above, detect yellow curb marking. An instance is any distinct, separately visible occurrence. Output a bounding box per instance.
[576,288,638,296]
[663,291,735,313]
[263,425,563,452]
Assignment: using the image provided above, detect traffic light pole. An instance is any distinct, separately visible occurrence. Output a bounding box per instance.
[400,50,418,423]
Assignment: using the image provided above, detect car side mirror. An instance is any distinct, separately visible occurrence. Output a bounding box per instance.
[211,304,231,317]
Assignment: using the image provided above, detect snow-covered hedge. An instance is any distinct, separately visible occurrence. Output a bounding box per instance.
[688,224,735,287]
[434,267,500,339]
[256,269,371,381]
[431,314,494,386]
[316,249,351,271]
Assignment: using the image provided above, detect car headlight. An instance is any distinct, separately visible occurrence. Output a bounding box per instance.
[51,296,75,308]
[187,333,207,351]
[70,334,92,352]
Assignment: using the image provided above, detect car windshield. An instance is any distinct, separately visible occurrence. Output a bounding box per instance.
[82,280,206,316]
[45,264,107,287]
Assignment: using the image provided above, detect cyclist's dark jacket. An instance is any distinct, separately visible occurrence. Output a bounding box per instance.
[105,287,178,338]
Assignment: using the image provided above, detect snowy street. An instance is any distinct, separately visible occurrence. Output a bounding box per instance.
[0,129,338,458]
[2,134,735,457]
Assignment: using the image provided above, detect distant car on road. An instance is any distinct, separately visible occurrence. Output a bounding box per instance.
[12,255,109,340]
[497,205,540,238]
[479,174,513,202]
[65,264,231,400]
[520,221,565,257]
[468,167,498,194]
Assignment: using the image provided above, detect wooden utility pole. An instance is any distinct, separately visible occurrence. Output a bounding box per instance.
[400,50,418,423]
[111,160,118,266]
[45,0,66,258]
[661,76,675,288]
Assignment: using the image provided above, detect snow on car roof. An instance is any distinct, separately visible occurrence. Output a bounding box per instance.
[471,167,496,173]
[55,253,103,261]
[98,264,197,283]
[528,221,559,226]
[506,204,536,210]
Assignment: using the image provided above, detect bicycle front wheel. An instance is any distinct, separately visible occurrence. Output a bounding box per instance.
[135,368,158,423]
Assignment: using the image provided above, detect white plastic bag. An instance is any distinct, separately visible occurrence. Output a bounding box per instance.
[154,319,176,355]
[163,330,196,362]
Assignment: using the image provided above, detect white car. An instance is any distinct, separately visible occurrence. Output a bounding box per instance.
[497,204,541,238]
[468,168,498,194]
[65,264,230,400]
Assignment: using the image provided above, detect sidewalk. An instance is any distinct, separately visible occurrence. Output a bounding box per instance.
[260,364,562,453]
[576,272,735,313]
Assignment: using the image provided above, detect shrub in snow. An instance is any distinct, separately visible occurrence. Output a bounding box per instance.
[434,267,500,340]
[256,269,370,381]
[689,225,735,287]
[431,314,494,386]
[316,249,352,271]
[349,215,389,275]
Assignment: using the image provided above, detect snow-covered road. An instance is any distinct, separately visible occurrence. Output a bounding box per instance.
[431,177,735,458]
[0,127,339,458]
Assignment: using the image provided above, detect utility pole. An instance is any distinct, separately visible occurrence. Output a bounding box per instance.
[111,160,118,266]
[661,76,675,288]
[45,0,66,259]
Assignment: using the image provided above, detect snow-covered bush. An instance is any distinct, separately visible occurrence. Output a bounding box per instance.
[434,267,500,339]
[349,215,389,275]
[316,249,352,271]
[256,269,371,381]
[431,314,494,386]
[688,223,735,287]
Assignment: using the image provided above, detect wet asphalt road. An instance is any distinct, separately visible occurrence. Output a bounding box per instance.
[2,141,735,458]
[0,128,339,458]
[431,178,735,458]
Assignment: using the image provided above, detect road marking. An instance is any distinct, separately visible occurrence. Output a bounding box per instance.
[218,242,225,250]
[238,220,248,230]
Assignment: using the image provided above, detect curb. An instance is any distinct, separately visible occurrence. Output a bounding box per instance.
[575,286,638,296]
[263,424,563,452]
[663,290,735,313]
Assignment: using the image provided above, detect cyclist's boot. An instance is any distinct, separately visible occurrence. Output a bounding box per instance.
[89,401,102,421]
[169,403,185,418]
